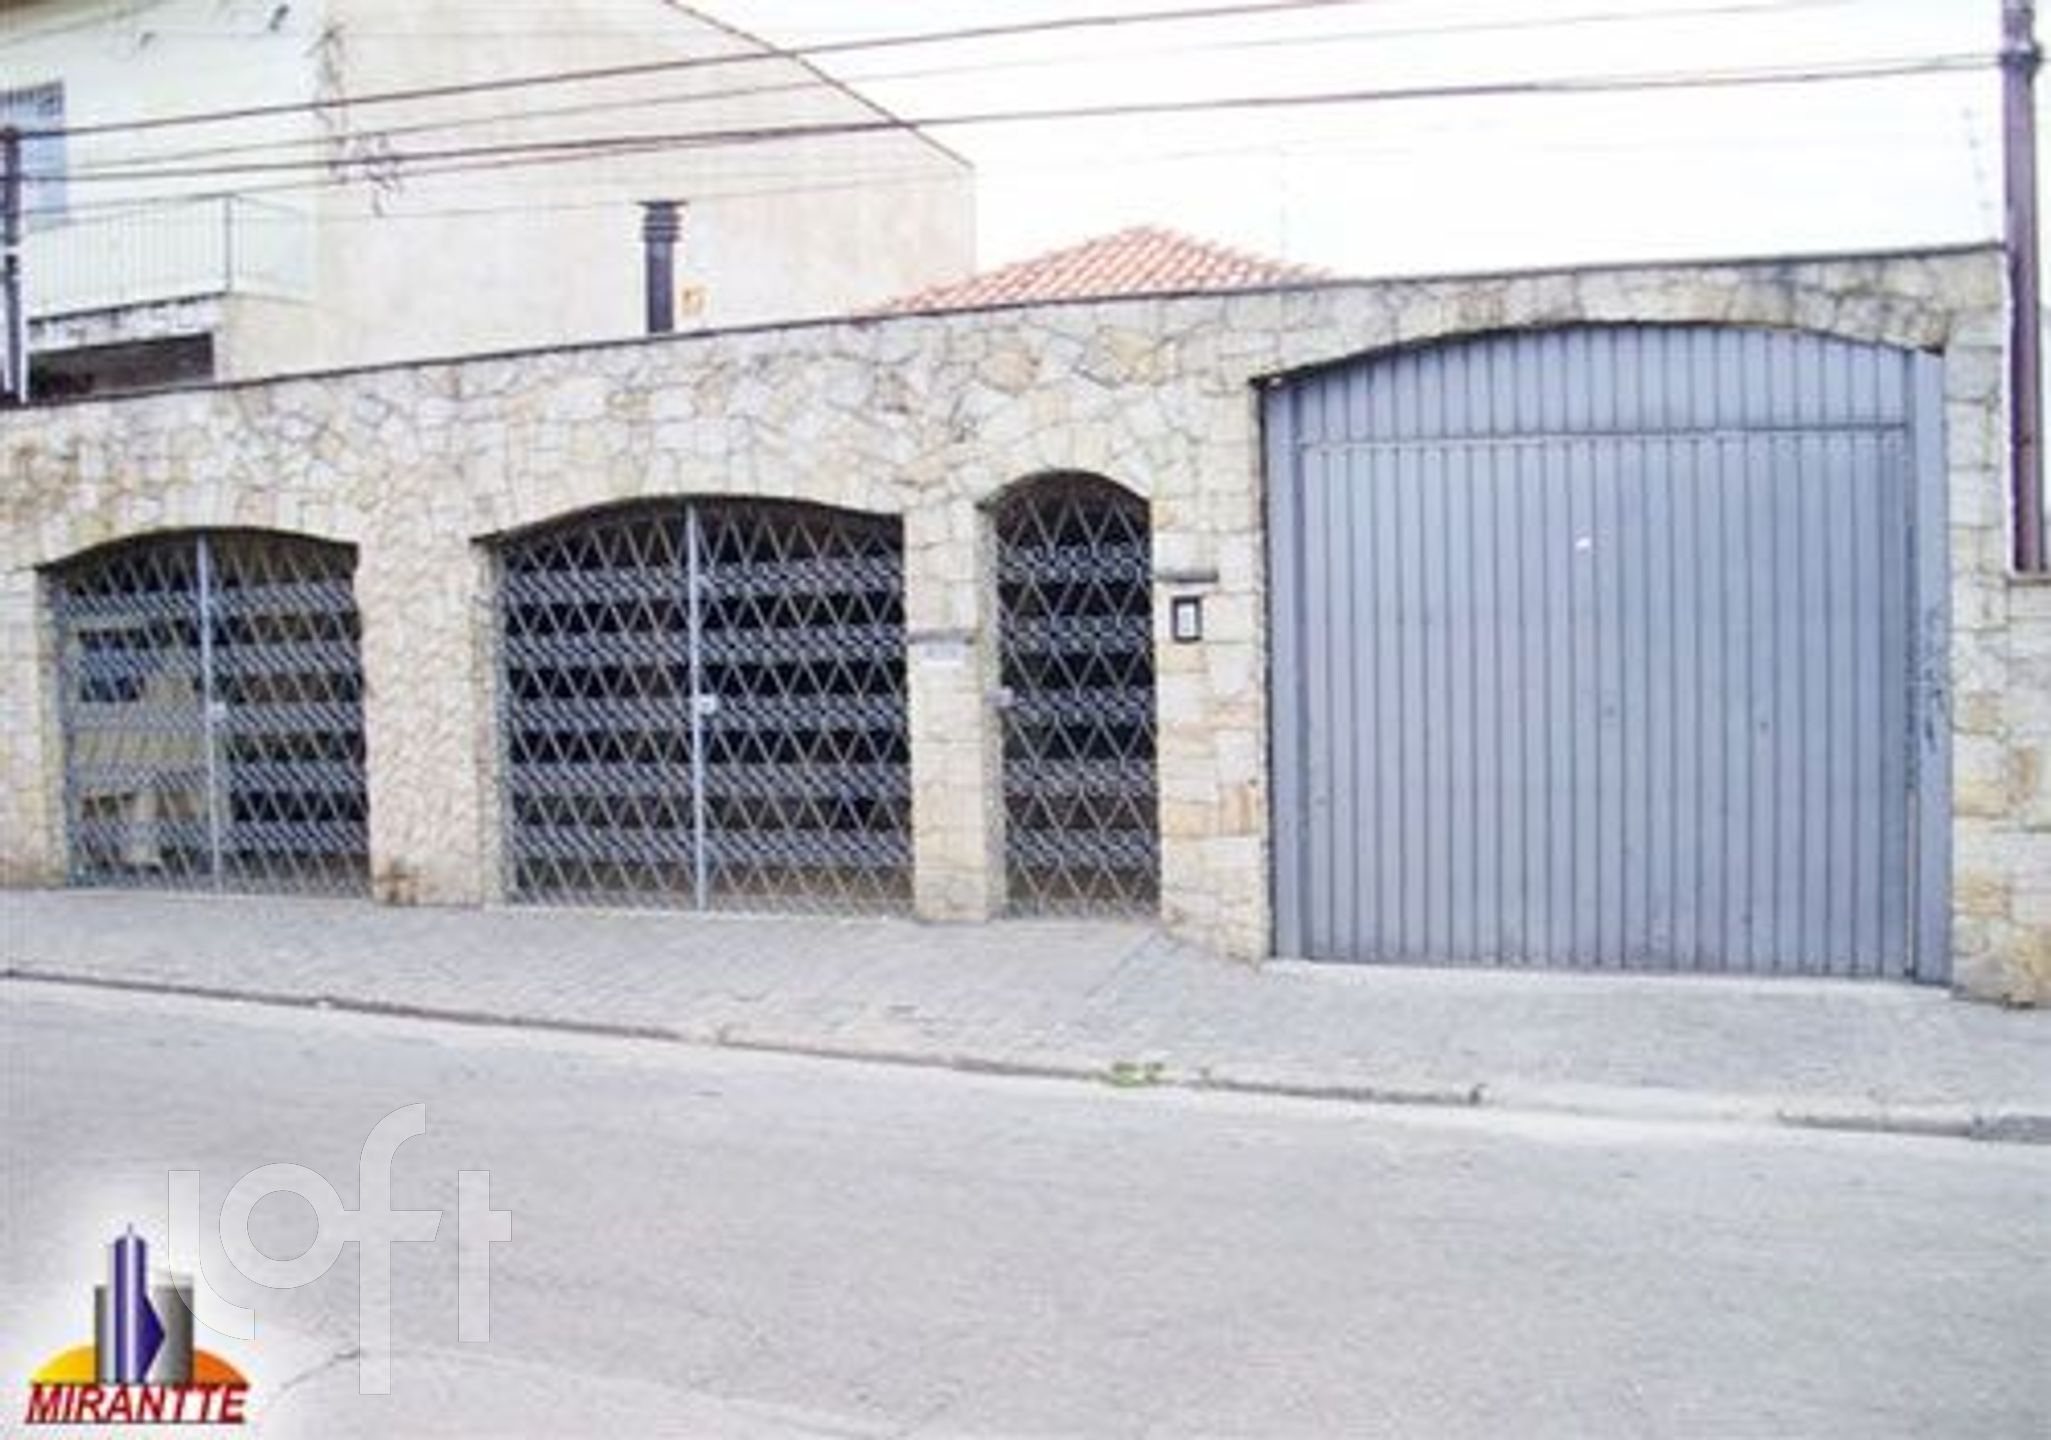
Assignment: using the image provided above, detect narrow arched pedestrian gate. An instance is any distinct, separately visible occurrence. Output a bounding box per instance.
[1265,325,1951,978]
[49,532,369,894]
[496,499,911,913]
[993,474,1159,916]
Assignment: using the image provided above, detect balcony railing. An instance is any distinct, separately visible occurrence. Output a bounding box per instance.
[24,195,314,320]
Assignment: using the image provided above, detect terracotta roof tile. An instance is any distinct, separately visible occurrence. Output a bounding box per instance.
[877,225,1331,314]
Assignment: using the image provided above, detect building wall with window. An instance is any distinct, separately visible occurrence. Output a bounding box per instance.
[4,0,974,392]
[5,0,323,392]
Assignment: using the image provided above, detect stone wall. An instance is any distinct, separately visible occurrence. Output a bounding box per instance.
[4,244,2046,1001]
[1957,574,2051,1002]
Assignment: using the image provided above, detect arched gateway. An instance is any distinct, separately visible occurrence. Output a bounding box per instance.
[992,473,1159,916]
[495,499,911,913]
[49,531,368,894]
[1265,325,1950,978]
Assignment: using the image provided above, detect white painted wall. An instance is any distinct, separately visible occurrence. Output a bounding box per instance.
[307,0,973,368]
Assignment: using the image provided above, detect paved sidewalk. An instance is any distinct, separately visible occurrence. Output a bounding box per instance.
[5,890,2048,1140]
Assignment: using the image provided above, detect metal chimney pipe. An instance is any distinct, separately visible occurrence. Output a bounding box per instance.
[641,200,682,336]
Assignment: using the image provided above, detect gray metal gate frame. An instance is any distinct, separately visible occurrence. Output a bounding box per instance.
[1909,353,1952,983]
[50,530,369,895]
[495,498,912,913]
[1263,328,1951,980]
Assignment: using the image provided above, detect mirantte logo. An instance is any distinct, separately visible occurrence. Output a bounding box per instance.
[24,1228,249,1427]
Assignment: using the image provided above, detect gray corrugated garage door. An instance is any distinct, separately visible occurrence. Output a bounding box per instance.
[1265,325,1949,978]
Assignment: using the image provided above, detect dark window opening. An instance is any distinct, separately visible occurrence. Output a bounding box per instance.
[30,335,215,401]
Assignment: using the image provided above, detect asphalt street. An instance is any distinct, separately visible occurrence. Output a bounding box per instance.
[3,983,2047,1438]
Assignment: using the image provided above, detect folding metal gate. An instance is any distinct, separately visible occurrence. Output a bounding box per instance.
[51,532,369,893]
[497,499,911,912]
[1266,325,1949,976]
[994,474,1159,915]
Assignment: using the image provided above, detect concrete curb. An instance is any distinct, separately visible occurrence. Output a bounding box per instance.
[1480,1081,2051,1143]
[8,965,2049,1146]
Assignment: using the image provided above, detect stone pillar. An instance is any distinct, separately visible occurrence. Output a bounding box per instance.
[904,496,1002,920]
[357,532,495,906]
[1963,577,2051,1002]
[1939,264,2051,1004]
[1153,534,1268,961]
[0,566,64,885]
[1151,402,1270,963]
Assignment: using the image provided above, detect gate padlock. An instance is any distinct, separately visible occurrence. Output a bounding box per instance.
[692,694,721,718]
[206,701,230,723]
[990,686,1016,712]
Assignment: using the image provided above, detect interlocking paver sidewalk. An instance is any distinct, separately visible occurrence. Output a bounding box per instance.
[5,890,2048,1139]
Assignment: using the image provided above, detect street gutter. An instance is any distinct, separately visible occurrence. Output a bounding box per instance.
[9,964,2048,1147]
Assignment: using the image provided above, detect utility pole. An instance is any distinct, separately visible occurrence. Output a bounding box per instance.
[2004,0,2046,571]
[2,125,26,407]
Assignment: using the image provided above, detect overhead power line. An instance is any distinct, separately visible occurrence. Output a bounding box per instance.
[26,104,1973,225]
[12,0,1881,147]
[34,0,1865,177]
[77,0,1857,45]
[15,121,1977,231]
[14,0,1397,141]
[31,52,1993,188]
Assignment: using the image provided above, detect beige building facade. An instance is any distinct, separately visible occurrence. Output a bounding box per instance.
[3,245,2047,1002]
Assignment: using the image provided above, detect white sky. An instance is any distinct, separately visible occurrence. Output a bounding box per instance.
[698,0,2002,276]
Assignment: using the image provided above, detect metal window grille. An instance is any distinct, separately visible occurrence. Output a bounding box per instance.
[498,499,911,913]
[995,474,1159,915]
[52,532,368,894]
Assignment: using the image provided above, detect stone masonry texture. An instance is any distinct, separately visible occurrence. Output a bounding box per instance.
[2,245,2046,1002]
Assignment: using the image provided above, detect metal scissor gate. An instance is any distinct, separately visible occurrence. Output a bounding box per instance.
[51,532,368,893]
[497,499,911,912]
[994,474,1159,915]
